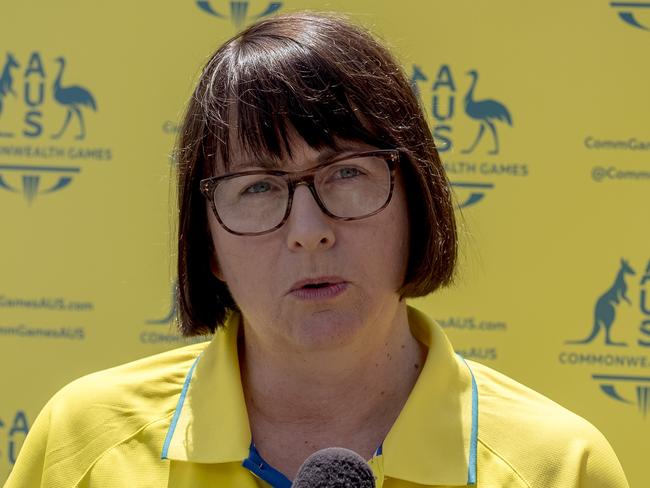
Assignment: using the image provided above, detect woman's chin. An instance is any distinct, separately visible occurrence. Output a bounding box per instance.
[286,309,368,351]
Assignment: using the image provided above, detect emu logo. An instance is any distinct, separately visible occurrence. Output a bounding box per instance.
[196,0,283,28]
[566,258,635,346]
[462,70,513,155]
[146,281,178,325]
[51,57,97,140]
[410,64,513,155]
[610,1,650,31]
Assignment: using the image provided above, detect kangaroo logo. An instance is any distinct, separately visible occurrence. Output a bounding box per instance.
[610,1,650,31]
[590,259,650,417]
[567,258,636,346]
[0,53,20,137]
[196,0,283,28]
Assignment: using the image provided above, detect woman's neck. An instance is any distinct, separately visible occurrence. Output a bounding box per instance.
[238,302,427,477]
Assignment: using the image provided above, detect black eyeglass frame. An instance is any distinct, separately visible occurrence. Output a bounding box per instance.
[199,149,401,236]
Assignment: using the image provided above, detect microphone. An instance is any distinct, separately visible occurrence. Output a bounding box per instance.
[292,447,376,487]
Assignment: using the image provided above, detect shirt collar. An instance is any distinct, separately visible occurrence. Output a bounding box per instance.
[161,312,251,463]
[382,306,478,486]
[162,306,478,486]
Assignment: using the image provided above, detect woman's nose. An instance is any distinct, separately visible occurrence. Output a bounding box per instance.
[285,185,336,252]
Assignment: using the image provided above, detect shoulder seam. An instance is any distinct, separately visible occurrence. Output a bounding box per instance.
[71,412,175,487]
[478,437,532,488]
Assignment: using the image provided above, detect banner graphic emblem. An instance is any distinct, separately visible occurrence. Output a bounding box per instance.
[560,258,650,417]
[0,52,110,203]
[610,2,650,30]
[196,0,283,28]
[411,64,526,208]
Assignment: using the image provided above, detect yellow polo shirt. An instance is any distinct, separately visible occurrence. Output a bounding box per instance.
[6,307,628,487]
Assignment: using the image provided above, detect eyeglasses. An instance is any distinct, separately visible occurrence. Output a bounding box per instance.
[200,149,400,236]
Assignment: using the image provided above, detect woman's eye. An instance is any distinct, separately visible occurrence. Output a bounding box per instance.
[243,181,272,194]
[335,167,363,179]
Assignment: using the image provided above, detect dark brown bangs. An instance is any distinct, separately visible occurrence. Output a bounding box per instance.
[198,16,397,174]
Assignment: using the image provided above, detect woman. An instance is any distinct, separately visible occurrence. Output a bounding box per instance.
[7,12,628,488]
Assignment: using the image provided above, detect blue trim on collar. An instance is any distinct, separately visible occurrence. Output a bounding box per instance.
[458,355,479,485]
[161,355,201,460]
[243,443,292,488]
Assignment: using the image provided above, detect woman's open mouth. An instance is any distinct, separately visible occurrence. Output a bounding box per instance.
[289,279,349,300]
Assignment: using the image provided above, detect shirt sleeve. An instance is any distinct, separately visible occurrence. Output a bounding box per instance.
[578,427,629,488]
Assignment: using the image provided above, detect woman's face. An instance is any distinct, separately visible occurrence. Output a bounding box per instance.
[207,135,410,351]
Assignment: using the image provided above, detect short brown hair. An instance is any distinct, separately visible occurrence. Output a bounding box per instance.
[176,11,457,336]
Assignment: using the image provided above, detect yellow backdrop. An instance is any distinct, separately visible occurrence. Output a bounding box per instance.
[1,1,648,485]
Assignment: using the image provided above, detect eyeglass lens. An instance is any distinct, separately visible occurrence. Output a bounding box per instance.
[211,154,392,234]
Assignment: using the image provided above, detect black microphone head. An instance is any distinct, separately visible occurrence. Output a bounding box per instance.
[293,447,376,488]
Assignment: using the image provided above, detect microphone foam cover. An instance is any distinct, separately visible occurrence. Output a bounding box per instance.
[293,447,376,488]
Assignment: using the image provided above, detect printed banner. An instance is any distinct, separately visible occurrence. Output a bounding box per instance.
[1,1,647,485]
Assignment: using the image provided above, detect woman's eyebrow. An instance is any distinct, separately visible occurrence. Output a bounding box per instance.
[228,146,352,172]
